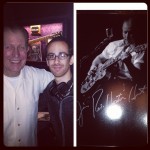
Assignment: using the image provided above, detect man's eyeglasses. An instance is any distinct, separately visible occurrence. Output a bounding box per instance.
[46,52,70,60]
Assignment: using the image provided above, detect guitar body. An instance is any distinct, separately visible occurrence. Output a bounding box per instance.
[81,64,106,94]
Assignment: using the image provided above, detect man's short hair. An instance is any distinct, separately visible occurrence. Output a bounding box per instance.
[4,23,29,47]
[46,36,73,56]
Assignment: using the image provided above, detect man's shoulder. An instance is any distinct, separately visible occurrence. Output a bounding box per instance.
[22,65,53,78]
[23,65,44,71]
[22,65,50,73]
[44,79,55,90]
[47,79,55,87]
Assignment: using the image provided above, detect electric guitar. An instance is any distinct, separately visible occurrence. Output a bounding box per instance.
[29,31,62,44]
[81,44,147,94]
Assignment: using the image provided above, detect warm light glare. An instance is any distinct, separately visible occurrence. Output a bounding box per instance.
[106,104,123,120]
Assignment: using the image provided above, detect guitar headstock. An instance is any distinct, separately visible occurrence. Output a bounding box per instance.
[29,31,63,44]
[51,31,63,38]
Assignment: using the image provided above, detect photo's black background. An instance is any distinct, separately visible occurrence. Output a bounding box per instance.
[77,10,148,146]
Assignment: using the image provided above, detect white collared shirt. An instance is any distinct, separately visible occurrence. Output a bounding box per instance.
[4,65,54,147]
[101,39,145,79]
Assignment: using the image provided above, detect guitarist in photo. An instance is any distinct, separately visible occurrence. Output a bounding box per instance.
[81,16,147,94]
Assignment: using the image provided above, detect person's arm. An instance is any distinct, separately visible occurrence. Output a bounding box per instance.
[88,42,111,75]
[121,50,146,84]
[87,54,107,76]
[30,66,54,93]
[87,41,113,76]
[122,44,146,70]
[90,54,106,70]
[131,51,145,69]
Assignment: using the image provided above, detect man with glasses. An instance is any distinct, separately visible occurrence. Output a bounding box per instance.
[41,36,73,146]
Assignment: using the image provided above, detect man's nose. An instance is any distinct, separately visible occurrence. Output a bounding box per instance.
[12,48,20,57]
[54,56,60,63]
[126,32,129,38]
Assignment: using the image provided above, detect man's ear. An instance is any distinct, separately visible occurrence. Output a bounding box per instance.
[69,55,74,65]
[46,59,49,67]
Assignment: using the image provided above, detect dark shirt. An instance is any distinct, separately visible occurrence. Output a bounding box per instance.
[42,78,73,146]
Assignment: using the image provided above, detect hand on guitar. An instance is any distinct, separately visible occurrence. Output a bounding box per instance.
[120,51,128,60]
[120,44,132,61]
[87,65,97,75]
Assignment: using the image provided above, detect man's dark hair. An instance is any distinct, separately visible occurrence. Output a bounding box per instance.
[46,36,73,56]
[4,23,29,47]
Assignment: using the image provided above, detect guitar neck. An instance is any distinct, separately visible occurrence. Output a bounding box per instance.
[29,31,62,44]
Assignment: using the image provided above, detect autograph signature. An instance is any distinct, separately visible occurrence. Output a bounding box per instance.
[77,84,147,127]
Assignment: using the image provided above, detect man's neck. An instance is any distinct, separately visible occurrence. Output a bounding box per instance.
[4,71,20,77]
[55,73,72,85]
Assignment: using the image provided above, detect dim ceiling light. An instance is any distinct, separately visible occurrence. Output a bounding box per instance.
[105,103,123,120]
